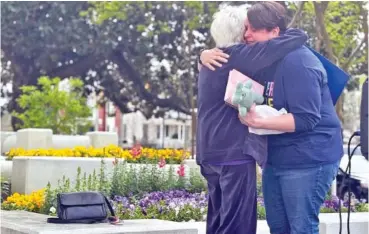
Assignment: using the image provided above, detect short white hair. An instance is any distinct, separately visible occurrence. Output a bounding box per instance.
[210,5,248,48]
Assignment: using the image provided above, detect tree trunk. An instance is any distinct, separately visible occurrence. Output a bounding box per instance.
[288,1,305,28]
[190,81,196,159]
[313,2,335,62]
[313,2,345,122]
[183,27,197,158]
[9,57,40,130]
[363,3,368,60]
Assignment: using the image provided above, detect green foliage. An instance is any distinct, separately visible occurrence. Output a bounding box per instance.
[41,160,207,215]
[183,2,218,30]
[356,202,369,212]
[292,1,367,76]
[78,2,222,117]
[188,168,207,193]
[5,158,369,221]
[82,2,146,24]
[98,160,111,195]
[320,207,341,213]
[115,201,207,222]
[1,177,11,203]
[11,76,92,134]
[109,161,206,197]
[256,169,262,197]
[2,1,367,125]
[257,204,266,220]
[41,182,55,215]
[84,2,219,31]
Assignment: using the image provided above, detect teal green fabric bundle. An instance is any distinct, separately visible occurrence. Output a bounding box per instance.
[231,80,264,117]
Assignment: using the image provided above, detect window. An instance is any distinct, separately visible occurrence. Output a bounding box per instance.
[165,125,169,137]
[156,125,161,139]
[185,126,190,141]
[143,124,148,140]
[123,124,127,139]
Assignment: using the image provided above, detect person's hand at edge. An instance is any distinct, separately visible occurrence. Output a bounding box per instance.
[200,48,229,71]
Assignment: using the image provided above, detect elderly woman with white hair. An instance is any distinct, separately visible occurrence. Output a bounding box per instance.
[196,5,307,234]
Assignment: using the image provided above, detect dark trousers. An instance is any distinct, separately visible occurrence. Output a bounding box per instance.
[200,162,257,234]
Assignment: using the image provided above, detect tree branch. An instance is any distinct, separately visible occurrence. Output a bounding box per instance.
[313,2,336,63]
[48,54,97,78]
[97,70,133,114]
[110,50,190,115]
[339,2,367,72]
[362,2,368,62]
[342,37,366,72]
[288,1,305,28]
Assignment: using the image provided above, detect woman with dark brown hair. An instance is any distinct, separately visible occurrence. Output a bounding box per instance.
[197,3,308,234]
[200,2,343,234]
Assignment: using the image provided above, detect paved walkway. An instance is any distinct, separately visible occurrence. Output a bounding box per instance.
[189,212,369,234]
[189,221,271,234]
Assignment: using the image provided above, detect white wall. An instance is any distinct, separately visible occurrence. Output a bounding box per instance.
[120,111,191,148]
[1,129,118,154]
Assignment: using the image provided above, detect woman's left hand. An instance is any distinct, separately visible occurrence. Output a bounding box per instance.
[239,104,263,128]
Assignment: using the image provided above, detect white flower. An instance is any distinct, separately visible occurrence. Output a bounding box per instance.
[169,202,176,209]
[49,207,56,214]
[175,207,180,216]
[202,214,207,221]
[189,219,195,222]
[200,208,205,213]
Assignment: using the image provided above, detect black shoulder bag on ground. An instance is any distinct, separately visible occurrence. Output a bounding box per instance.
[46,191,120,224]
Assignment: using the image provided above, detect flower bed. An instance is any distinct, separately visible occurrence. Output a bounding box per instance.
[3,159,207,217]
[321,196,369,213]
[2,189,45,213]
[114,190,208,222]
[2,188,368,222]
[2,148,368,222]
[112,192,368,221]
[6,145,190,164]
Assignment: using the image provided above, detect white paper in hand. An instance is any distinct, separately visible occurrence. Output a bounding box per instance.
[249,105,287,135]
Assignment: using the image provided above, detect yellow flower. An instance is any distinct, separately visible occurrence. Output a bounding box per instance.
[2,189,46,212]
[6,146,190,163]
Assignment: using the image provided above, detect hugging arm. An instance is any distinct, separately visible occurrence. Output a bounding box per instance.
[232,28,308,75]
[199,48,229,71]
[200,28,307,73]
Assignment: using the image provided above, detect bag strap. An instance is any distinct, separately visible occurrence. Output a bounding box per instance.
[103,195,115,217]
[47,217,100,224]
[103,195,121,224]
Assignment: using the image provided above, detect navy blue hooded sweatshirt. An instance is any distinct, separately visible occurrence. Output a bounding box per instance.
[267,46,344,168]
[196,29,307,165]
